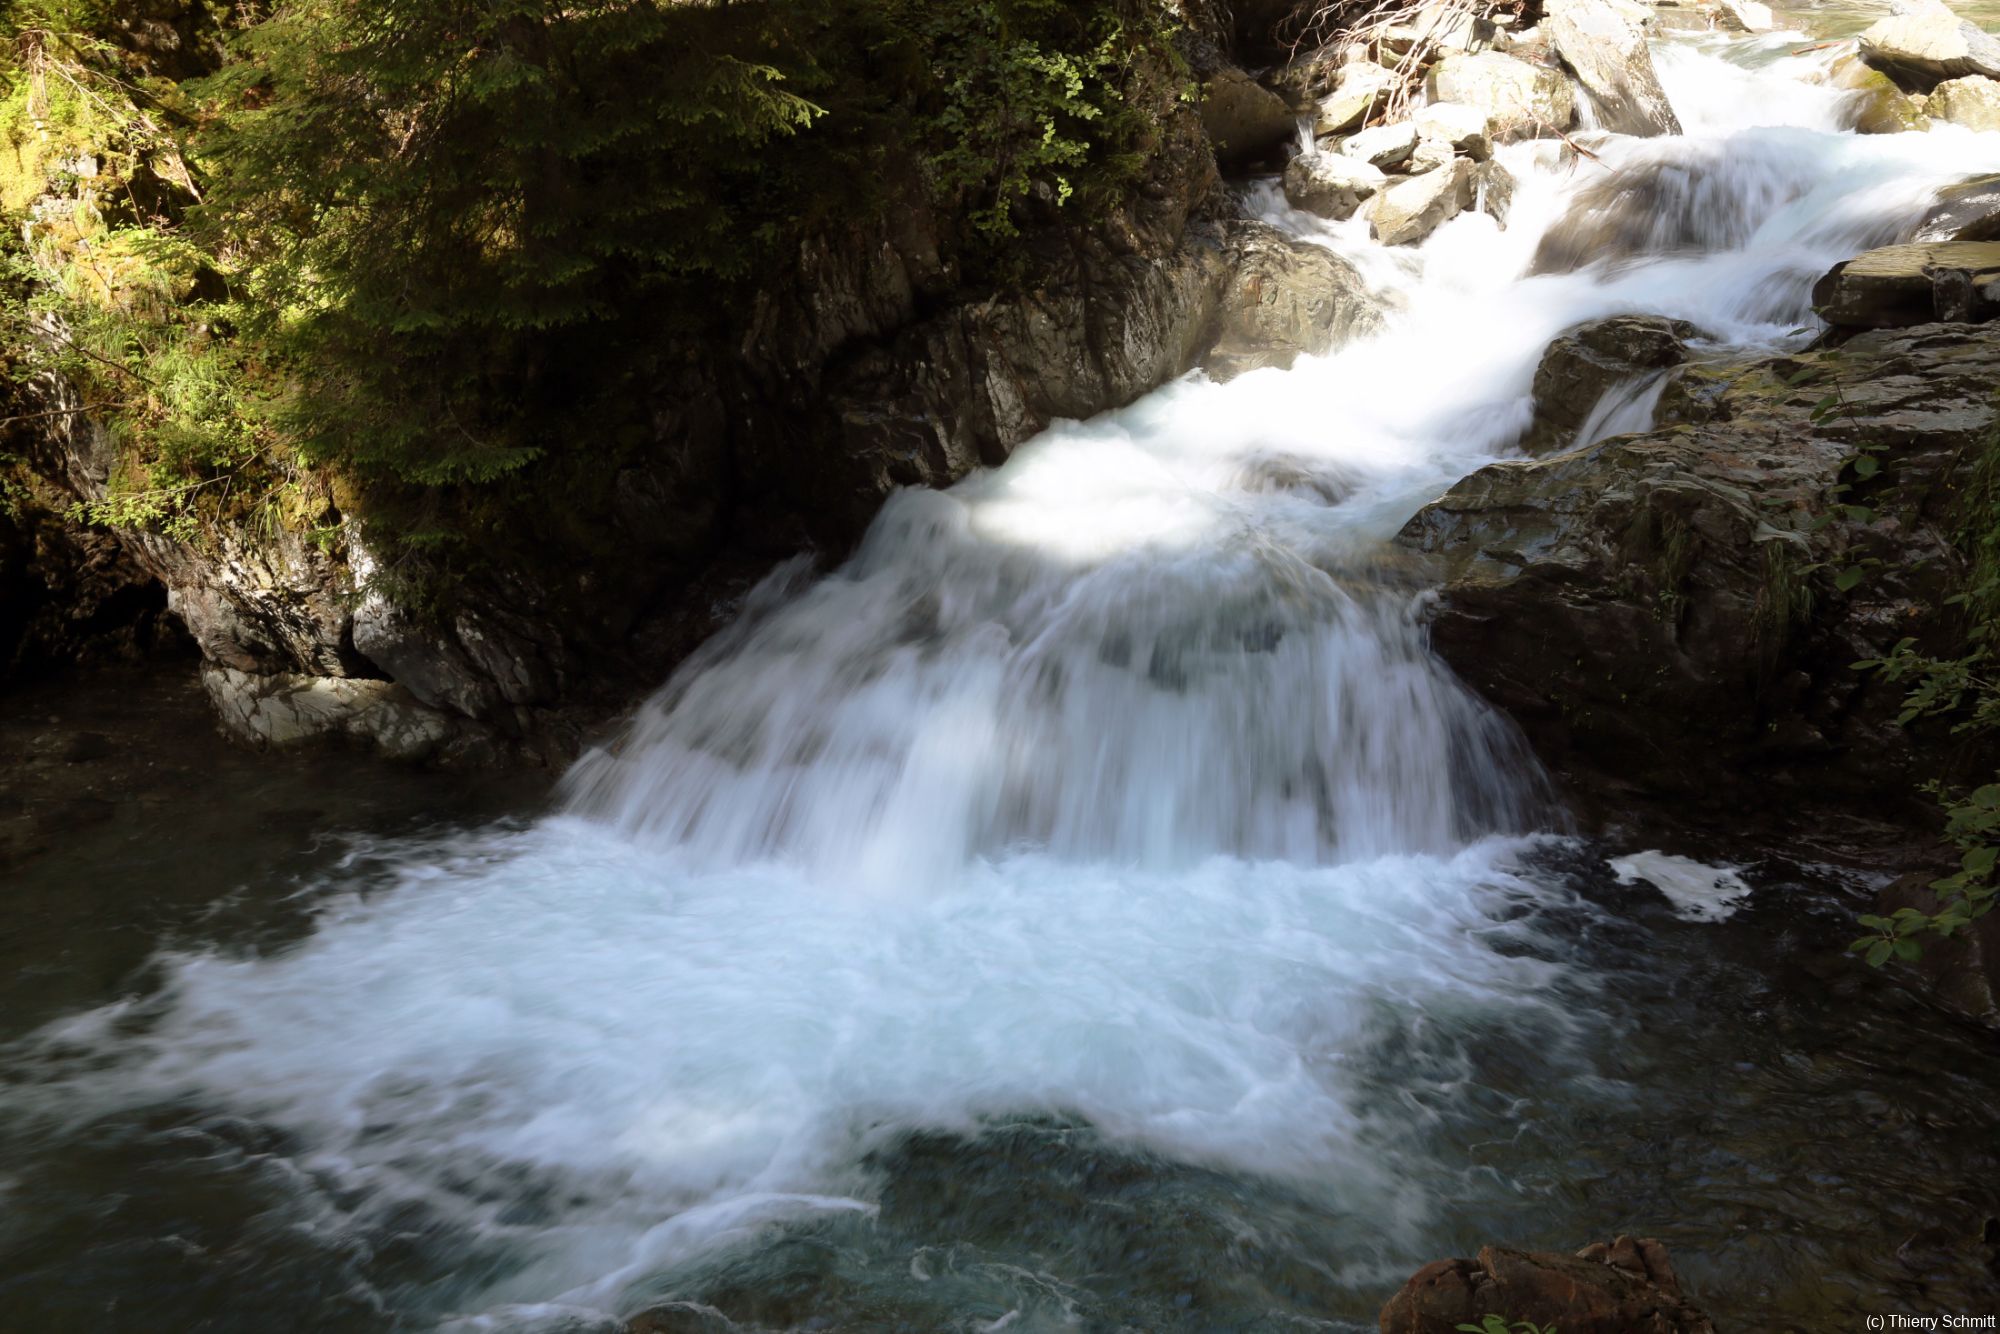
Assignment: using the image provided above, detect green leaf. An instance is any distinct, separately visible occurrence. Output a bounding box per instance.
[1865,939,1893,968]
[1852,454,1881,479]
[1835,567,1865,592]
[1962,845,1997,876]
[1846,505,1875,524]
[1893,938,1922,962]
[1856,914,1893,930]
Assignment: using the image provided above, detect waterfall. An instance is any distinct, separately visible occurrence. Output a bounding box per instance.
[10,20,2000,1328]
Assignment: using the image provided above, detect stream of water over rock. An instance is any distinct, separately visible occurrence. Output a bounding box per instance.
[6,9,2000,1332]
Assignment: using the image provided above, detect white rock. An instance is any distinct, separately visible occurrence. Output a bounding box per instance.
[1314,62,1396,135]
[1415,101,1494,159]
[1718,0,1779,31]
[1427,51,1578,141]
[1929,73,2000,128]
[1859,6,2000,87]
[1342,119,1420,168]
[1369,159,1475,245]
[1282,151,1388,220]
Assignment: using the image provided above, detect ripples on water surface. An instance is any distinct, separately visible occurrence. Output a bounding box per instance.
[5,12,2000,1332]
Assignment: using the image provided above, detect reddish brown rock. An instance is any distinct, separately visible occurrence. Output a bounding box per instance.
[1378,1235,1716,1333]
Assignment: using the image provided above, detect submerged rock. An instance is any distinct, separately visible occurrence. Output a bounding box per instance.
[1283,150,1388,219]
[1858,3,2000,90]
[1545,0,1684,137]
[1813,240,2000,327]
[1525,315,1699,454]
[1369,160,1475,246]
[1928,72,2000,128]
[1396,322,2000,846]
[1379,1235,1717,1333]
[1427,50,1578,141]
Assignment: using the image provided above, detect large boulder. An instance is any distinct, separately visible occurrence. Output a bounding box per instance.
[1812,240,2000,327]
[1202,222,1386,379]
[1928,72,2000,128]
[1283,150,1388,219]
[1858,4,2000,91]
[1369,159,1476,246]
[1414,101,1494,160]
[1428,51,1578,141]
[1545,0,1684,136]
[1524,315,1698,453]
[1395,322,2000,845]
[1379,1236,1716,1334]
[1829,53,1933,132]
[1315,61,1396,136]
[1916,173,2000,241]
[1202,67,1296,165]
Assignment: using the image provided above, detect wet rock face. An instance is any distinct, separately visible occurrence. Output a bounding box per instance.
[1918,173,2000,241]
[1396,322,2000,851]
[1545,0,1683,137]
[1524,315,1699,454]
[1379,1236,1717,1334]
[1368,159,1476,246]
[1202,223,1388,380]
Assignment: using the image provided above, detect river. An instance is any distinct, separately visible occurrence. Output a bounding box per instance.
[4,7,2000,1331]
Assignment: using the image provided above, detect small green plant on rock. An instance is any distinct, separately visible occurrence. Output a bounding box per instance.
[1456,1317,1558,1334]
[1850,413,2000,964]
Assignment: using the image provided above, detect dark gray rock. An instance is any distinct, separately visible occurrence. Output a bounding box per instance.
[1396,322,2000,853]
[1524,315,1698,454]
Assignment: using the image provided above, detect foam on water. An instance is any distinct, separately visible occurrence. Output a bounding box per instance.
[8,24,2000,1326]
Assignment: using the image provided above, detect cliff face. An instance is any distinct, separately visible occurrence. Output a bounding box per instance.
[3,0,1379,765]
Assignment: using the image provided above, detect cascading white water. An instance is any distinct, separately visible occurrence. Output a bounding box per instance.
[11,19,2000,1327]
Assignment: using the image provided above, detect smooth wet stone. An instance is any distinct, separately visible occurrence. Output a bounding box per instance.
[1813,240,2000,326]
[1525,315,1699,454]
[1928,72,2000,128]
[1427,50,1577,141]
[1471,158,1518,223]
[1545,0,1683,136]
[1719,0,1780,31]
[1916,173,2000,241]
[1282,150,1387,219]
